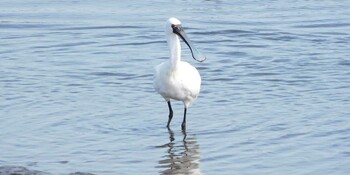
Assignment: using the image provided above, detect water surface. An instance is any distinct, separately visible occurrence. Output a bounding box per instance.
[1,0,350,174]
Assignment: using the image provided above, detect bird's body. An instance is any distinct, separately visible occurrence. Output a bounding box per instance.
[153,17,206,130]
[154,60,201,108]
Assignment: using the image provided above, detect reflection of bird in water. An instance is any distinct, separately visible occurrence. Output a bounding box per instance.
[156,129,201,175]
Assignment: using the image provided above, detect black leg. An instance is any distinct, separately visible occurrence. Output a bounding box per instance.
[182,127,187,141]
[166,101,173,128]
[181,108,187,130]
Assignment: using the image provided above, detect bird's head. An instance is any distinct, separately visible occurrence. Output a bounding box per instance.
[165,17,206,62]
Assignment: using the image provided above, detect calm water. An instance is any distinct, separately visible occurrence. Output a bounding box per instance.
[1,0,350,174]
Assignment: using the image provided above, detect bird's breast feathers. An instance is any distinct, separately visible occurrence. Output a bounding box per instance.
[154,61,201,101]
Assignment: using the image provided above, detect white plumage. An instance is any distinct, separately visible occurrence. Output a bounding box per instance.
[153,17,206,130]
[154,61,201,108]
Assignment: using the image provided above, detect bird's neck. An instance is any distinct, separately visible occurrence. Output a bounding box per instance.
[167,34,181,70]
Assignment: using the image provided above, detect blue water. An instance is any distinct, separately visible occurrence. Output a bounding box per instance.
[1,0,350,174]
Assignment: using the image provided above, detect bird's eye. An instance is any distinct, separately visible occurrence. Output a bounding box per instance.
[171,24,182,33]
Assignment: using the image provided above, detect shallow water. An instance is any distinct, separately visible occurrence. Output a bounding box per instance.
[1,0,350,174]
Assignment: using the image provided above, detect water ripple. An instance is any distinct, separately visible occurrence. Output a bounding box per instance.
[293,22,350,28]
[57,25,143,31]
[1,0,350,174]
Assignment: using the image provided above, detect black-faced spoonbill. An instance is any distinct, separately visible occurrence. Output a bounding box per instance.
[153,17,206,130]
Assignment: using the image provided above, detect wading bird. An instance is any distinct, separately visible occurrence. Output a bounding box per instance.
[153,17,206,130]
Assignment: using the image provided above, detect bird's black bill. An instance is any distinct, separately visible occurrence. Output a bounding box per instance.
[172,24,206,62]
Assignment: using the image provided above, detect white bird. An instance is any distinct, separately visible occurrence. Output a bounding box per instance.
[153,17,206,130]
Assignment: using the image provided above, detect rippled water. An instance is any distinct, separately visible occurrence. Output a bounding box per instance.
[1,0,350,174]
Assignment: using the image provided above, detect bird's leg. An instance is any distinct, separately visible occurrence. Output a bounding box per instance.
[166,101,173,128]
[181,108,187,130]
